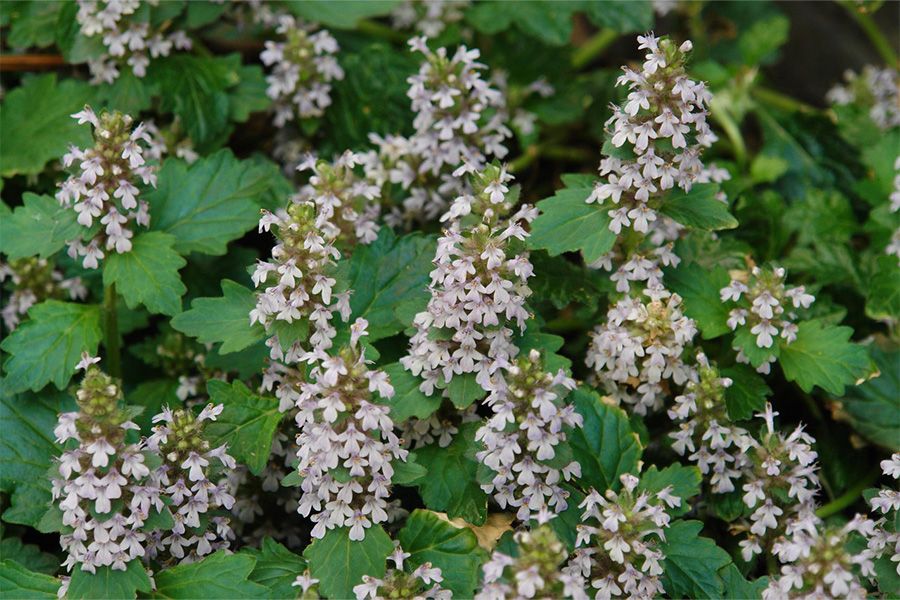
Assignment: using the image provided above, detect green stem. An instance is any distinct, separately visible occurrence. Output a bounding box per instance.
[710,100,747,168]
[815,468,880,518]
[356,18,408,44]
[509,144,541,173]
[751,86,826,116]
[840,1,898,67]
[572,28,618,69]
[104,283,121,380]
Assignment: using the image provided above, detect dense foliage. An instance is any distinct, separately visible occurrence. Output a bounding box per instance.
[1,1,898,599]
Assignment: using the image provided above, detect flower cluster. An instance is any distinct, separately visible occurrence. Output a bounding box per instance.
[75,0,191,84]
[52,355,150,575]
[733,404,820,562]
[586,285,697,415]
[562,473,680,599]
[827,66,900,130]
[401,165,535,395]
[390,0,469,37]
[294,320,407,540]
[478,526,585,599]
[144,404,236,564]
[369,38,511,224]
[721,264,814,354]
[0,258,86,331]
[764,514,877,599]
[57,106,157,269]
[251,200,348,363]
[354,544,449,600]
[866,453,900,582]
[475,350,583,523]
[668,352,753,493]
[261,15,343,125]
[587,34,718,235]
[296,152,382,247]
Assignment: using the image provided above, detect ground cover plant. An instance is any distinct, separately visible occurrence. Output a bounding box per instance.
[0,1,898,598]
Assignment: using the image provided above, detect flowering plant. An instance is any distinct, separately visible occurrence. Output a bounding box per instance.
[1,2,897,599]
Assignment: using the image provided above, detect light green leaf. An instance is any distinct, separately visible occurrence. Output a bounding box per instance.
[171,280,265,354]
[720,563,767,599]
[0,193,80,259]
[242,538,306,600]
[147,151,273,256]
[447,373,486,409]
[381,363,442,421]
[335,229,436,342]
[569,388,642,492]
[0,560,59,599]
[303,526,393,600]
[664,262,732,340]
[866,255,900,323]
[205,380,283,476]
[287,0,399,28]
[637,464,701,517]
[528,184,615,264]
[398,510,488,598]
[151,551,267,599]
[778,320,870,395]
[415,422,488,525]
[721,365,771,421]
[660,520,730,599]
[393,453,428,485]
[0,389,73,528]
[103,232,186,316]
[6,1,62,48]
[68,562,151,600]
[660,184,738,231]
[0,74,96,177]
[583,0,653,33]
[1,302,102,393]
[838,347,899,451]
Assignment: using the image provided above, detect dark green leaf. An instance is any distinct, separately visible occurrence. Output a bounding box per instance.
[637,464,701,517]
[68,562,151,600]
[583,0,653,32]
[151,551,267,598]
[447,373,486,409]
[288,0,399,28]
[0,560,59,599]
[398,510,488,598]
[778,320,870,395]
[103,232,186,316]
[866,255,900,323]
[721,365,771,421]
[1,302,102,393]
[720,563,767,599]
[0,538,58,575]
[381,363,441,421]
[171,279,265,354]
[528,184,615,263]
[243,538,306,600]
[660,520,730,599]
[126,379,180,431]
[303,526,393,600]
[0,193,80,259]
[6,1,61,48]
[660,184,738,231]
[838,347,899,451]
[205,380,283,475]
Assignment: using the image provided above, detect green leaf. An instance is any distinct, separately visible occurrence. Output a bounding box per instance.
[1,301,102,393]
[6,1,62,48]
[528,184,616,264]
[778,320,870,395]
[569,388,642,492]
[0,74,96,177]
[721,365,771,421]
[515,324,572,373]
[205,380,283,475]
[229,65,271,123]
[103,232,186,316]
[146,55,237,146]
[303,526,393,600]
[0,193,80,259]
[97,70,155,115]
[0,390,73,528]
[381,363,441,421]
[0,538,58,575]
[243,538,306,600]
[415,422,488,525]
[147,151,273,256]
[393,452,428,485]
[637,464,701,517]
[447,373,486,409]
[660,184,738,231]
[529,251,612,310]
[660,520,730,599]
[468,1,579,45]
[738,13,790,65]
[127,379,180,431]
[866,255,900,323]
[336,229,436,342]
[171,280,265,354]
[733,327,779,370]
[0,560,59,599]
[583,0,653,32]
[287,0,399,28]
[68,562,151,600]
[398,510,488,598]
[151,551,267,599]
[838,347,900,451]
[185,0,229,27]
[720,563,767,599]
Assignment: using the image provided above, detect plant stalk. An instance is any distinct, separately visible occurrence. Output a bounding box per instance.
[572,28,618,69]
[815,468,880,519]
[104,283,122,380]
[840,1,898,68]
